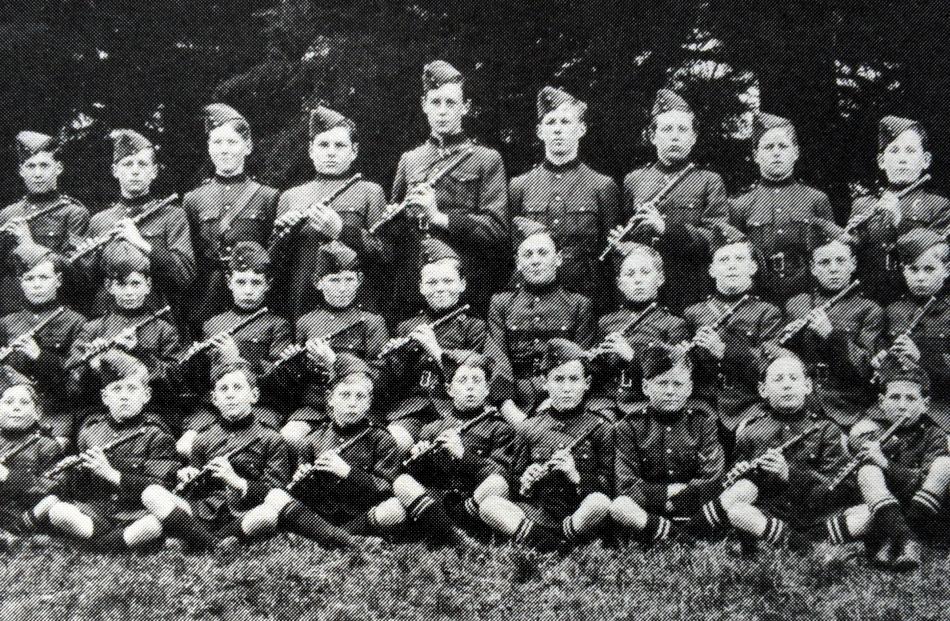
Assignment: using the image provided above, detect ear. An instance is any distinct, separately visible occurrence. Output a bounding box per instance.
[554,250,564,268]
[657,270,666,289]
[583,374,592,390]
[355,272,365,285]
[53,160,64,177]
[536,123,544,141]
[460,99,471,117]
[111,163,120,179]
[351,142,359,159]
[803,377,813,396]
[143,385,153,403]
[250,386,260,405]
[757,380,769,401]
[577,122,588,139]
[458,277,467,294]
[922,151,933,171]
[877,152,887,171]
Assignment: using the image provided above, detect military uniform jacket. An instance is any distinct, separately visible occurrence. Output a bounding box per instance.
[387,135,509,319]
[83,195,197,327]
[783,288,882,426]
[729,179,835,303]
[614,404,724,513]
[0,425,63,504]
[510,160,619,310]
[683,293,782,427]
[621,162,728,312]
[272,176,391,320]
[880,293,950,431]
[183,174,280,323]
[378,306,485,422]
[849,186,950,304]
[864,410,948,490]
[291,421,398,521]
[589,302,688,415]
[511,405,614,517]
[187,414,291,521]
[406,406,515,492]
[0,192,89,314]
[487,283,595,409]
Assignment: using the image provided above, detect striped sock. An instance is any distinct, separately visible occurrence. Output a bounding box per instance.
[562,516,577,541]
[406,495,437,522]
[907,489,942,530]
[763,517,787,545]
[643,514,673,541]
[463,497,479,518]
[911,489,942,514]
[513,518,534,544]
[824,514,857,545]
[680,498,726,537]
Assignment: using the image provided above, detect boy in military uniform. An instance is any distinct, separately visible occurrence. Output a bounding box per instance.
[242,355,404,548]
[279,242,388,444]
[40,351,178,551]
[847,116,950,304]
[729,113,836,304]
[781,221,883,426]
[393,351,514,545]
[140,361,291,551]
[74,130,196,332]
[381,60,509,320]
[487,217,595,423]
[588,243,688,417]
[271,105,390,320]
[377,238,485,449]
[479,339,613,550]
[612,89,728,313]
[509,86,619,312]
[0,131,89,314]
[610,345,724,543]
[183,104,280,329]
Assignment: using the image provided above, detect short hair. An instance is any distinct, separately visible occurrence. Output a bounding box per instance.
[618,243,664,274]
[211,360,258,391]
[760,353,809,382]
[420,257,463,280]
[310,121,359,146]
[645,111,699,143]
[213,118,252,144]
[332,372,373,395]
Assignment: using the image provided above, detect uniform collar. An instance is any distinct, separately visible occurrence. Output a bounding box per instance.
[522,280,560,297]
[112,305,150,319]
[621,298,657,313]
[0,424,41,442]
[214,172,249,185]
[542,157,581,173]
[759,176,796,188]
[25,190,60,203]
[650,406,686,422]
[331,419,370,436]
[118,193,154,211]
[428,132,469,149]
[106,413,144,431]
[451,405,488,420]
[313,170,353,182]
[654,159,691,175]
[712,290,750,305]
[219,411,255,431]
[231,304,265,316]
[886,179,925,193]
[549,404,585,422]
[768,405,810,423]
[23,299,60,314]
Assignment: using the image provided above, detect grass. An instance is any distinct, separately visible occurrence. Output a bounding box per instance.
[0,537,947,620]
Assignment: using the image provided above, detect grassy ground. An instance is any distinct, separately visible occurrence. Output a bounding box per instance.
[0,537,947,621]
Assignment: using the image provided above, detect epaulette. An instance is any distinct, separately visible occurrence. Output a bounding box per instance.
[59,194,81,206]
[735,407,768,435]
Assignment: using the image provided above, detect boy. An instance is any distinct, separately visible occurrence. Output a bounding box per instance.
[393,351,514,545]
[487,217,594,422]
[847,116,950,304]
[140,361,291,551]
[730,113,836,304]
[479,339,613,550]
[610,345,725,543]
[614,89,728,313]
[509,86,619,311]
[272,105,390,320]
[40,351,178,551]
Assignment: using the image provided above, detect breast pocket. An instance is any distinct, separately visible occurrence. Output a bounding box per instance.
[659,197,702,228]
[228,210,269,245]
[332,202,367,230]
[562,203,598,246]
[441,172,480,212]
[238,337,269,364]
[30,218,64,249]
[904,199,930,228]
[671,436,700,474]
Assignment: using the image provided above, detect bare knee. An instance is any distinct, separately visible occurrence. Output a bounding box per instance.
[280,422,311,444]
[387,425,415,453]
[392,474,424,505]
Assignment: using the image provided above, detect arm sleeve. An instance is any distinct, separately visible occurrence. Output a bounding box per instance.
[445,151,509,252]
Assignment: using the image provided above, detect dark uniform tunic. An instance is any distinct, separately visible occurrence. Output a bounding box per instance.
[621,162,728,313]
[734,404,848,528]
[614,404,725,514]
[82,195,197,332]
[880,293,950,431]
[182,173,279,326]
[486,283,595,411]
[849,185,950,304]
[0,424,63,532]
[729,179,835,304]
[783,287,883,426]
[509,159,619,311]
[185,414,290,527]
[510,405,614,524]
[387,134,509,321]
[289,421,399,526]
[0,191,89,314]
[683,293,782,429]
[588,302,688,417]
[272,175,391,320]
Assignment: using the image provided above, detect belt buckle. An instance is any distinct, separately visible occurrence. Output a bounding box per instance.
[815,363,829,383]
[885,247,898,271]
[418,369,435,389]
[619,369,633,389]
[770,252,786,274]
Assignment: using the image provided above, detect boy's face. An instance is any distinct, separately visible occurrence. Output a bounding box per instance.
[878,130,930,186]
[651,110,696,165]
[101,375,151,422]
[642,364,693,413]
[19,152,62,195]
[759,357,812,412]
[447,365,489,412]
[903,245,950,297]
[212,370,258,421]
[20,261,61,305]
[328,377,372,427]
[537,103,585,158]
[317,271,362,308]
[879,380,928,425]
[309,126,358,176]
[811,241,856,292]
[709,242,757,294]
[0,385,39,431]
[208,124,251,177]
[755,128,798,182]
[108,272,152,310]
[228,270,270,310]
[422,83,469,137]
[544,360,591,412]
[516,234,561,286]
[617,253,664,303]
[112,150,158,197]
[419,261,465,311]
